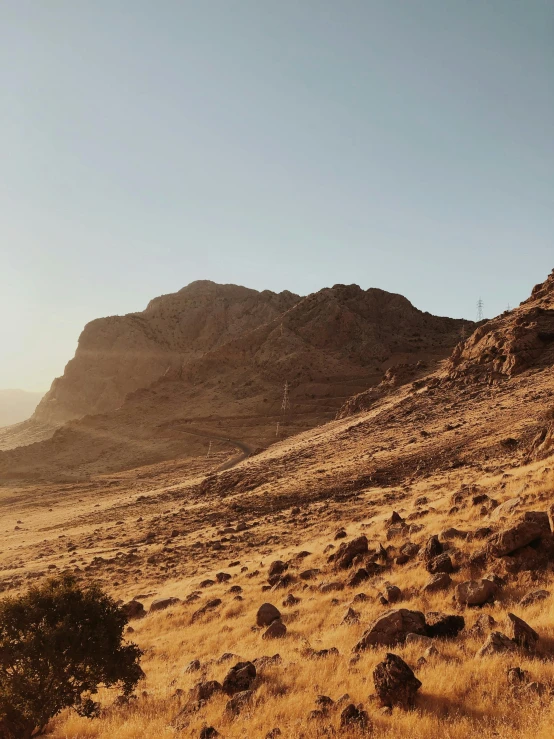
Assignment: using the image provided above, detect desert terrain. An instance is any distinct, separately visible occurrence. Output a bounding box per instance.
[1,271,554,737]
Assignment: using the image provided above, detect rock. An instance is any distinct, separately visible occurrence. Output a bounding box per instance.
[299,568,320,580]
[487,521,544,557]
[476,631,517,657]
[470,613,496,635]
[421,535,443,562]
[282,593,300,607]
[225,689,254,715]
[342,607,360,624]
[120,599,145,620]
[505,613,539,650]
[503,546,543,574]
[339,704,372,731]
[309,647,340,659]
[405,633,433,647]
[335,528,347,539]
[335,536,369,569]
[221,662,256,695]
[425,612,465,639]
[386,511,404,527]
[373,653,422,709]
[523,511,551,535]
[426,553,453,574]
[199,728,219,739]
[347,568,370,588]
[548,502,554,534]
[263,620,287,639]
[423,573,452,593]
[265,730,282,739]
[384,584,402,603]
[507,666,530,686]
[256,603,281,627]
[252,654,282,671]
[424,645,439,659]
[191,598,222,623]
[185,659,201,673]
[491,497,521,518]
[519,589,550,607]
[268,560,288,578]
[190,680,223,702]
[455,579,497,606]
[440,528,468,540]
[199,579,215,588]
[354,608,427,650]
[271,574,296,590]
[216,572,231,583]
[315,695,335,710]
[149,596,180,613]
[319,581,345,593]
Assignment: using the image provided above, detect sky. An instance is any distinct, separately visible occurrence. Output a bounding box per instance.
[1,1,553,392]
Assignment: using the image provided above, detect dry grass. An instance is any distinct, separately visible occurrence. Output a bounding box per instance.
[29,466,554,738]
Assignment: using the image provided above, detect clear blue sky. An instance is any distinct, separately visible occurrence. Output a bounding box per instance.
[1,1,552,391]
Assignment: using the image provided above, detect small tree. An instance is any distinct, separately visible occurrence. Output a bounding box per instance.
[0,575,143,738]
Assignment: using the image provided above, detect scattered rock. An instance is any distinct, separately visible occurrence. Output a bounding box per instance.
[519,589,550,607]
[222,661,256,696]
[335,536,369,569]
[225,689,254,715]
[421,535,443,562]
[149,597,180,613]
[190,680,223,702]
[256,603,281,627]
[339,704,372,732]
[263,620,287,639]
[120,599,145,620]
[423,573,452,593]
[199,727,219,739]
[268,560,288,578]
[425,612,465,639]
[487,521,544,558]
[476,631,516,657]
[384,584,402,603]
[505,613,539,651]
[455,579,497,606]
[191,598,222,623]
[373,653,422,709]
[426,553,453,574]
[354,608,427,650]
[185,659,201,673]
[282,593,300,607]
[342,607,360,624]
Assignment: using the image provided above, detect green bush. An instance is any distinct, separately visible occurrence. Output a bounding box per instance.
[0,575,143,738]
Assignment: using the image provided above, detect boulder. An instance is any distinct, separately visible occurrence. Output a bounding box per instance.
[268,560,288,578]
[342,607,360,625]
[491,497,521,518]
[373,653,422,709]
[425,612,465,639]
[523,511,551,535]
[256,603,281,627]
[505,613,539,651]
[225,689,254,715]
[149,596,181,613]
[384,584,402,603]
[519,589,550,608]
[120,599,145,620]
[426,553,453,574]
[190,680,223,702]
[339,704,372,731]
[199,728,220,739]
[421,535,443,562]
[299,568,320,580]
[487,521,544,557]
[423,573,452,593]
[455,579,497,606]
[221,661,256,696]
[335,536,369,569]
[469,613,496,636]
[191,598,222,623]
[262,620,287,639]
[476,631,516,657]
[354,608,426,651]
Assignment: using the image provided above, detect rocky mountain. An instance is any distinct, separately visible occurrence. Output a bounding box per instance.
[0,281,472,478]
[34,281,299,424]
[0,390,43,427]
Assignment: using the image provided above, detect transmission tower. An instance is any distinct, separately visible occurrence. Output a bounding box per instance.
[206,441,212,459]
[281,381,290,414]
[275,421,280,438]
[477,298,484,322]
[460,324,467,341]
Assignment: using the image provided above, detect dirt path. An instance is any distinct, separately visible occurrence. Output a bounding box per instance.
[171,426,254,471]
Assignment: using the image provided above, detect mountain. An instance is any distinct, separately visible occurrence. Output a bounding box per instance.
[0,390,43,427]
[0,281,472,478]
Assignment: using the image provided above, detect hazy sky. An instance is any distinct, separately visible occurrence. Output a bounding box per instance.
[1,1,553,392]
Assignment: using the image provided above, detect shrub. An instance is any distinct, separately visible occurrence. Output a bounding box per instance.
[0,575,143,738]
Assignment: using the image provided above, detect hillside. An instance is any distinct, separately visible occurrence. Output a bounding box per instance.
[0,270,553,739]
[0,282,472,478]
[0,389,43,427]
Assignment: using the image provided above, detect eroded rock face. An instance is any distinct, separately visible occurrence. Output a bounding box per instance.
[487,521,544,557]
[373,653,422,709]
[354,609,426,651]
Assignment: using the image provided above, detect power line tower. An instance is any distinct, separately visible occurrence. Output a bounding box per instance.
[477,298,484,322]
[275,421,280,438]
[281,381,290,415]
[206,441,212,459]
[460,324,467,341]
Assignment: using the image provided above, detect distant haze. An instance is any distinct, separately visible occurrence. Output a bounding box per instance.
[0,389,44,427]
[1,1,552,392]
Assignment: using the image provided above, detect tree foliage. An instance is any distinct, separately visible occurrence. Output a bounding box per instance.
[0,575,143,738]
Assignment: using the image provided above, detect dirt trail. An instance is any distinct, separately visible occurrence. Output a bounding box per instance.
[170,426,253,471]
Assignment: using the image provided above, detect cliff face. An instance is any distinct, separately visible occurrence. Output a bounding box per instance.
[33,281,300,423]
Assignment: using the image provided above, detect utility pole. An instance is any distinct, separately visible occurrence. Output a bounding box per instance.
[207,441,212,458]
[275,421,280,437]
[477,298,484,322]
